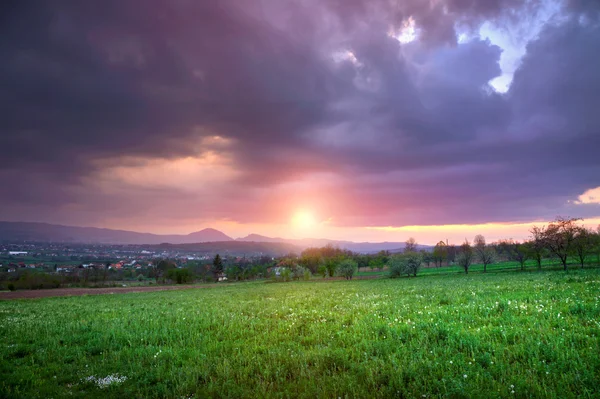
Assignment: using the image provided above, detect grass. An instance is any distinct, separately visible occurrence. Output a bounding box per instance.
[1,269,600,398]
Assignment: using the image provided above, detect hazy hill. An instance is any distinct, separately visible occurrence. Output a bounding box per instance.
[0,222,233,245]
[0,221,431,252]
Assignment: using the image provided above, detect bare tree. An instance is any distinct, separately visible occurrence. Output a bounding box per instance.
[541,217,581,271]
[404,237,418,253]
[456,240,473,274]
[474,235,495,272]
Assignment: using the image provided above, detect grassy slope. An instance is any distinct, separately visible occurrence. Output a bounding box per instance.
[1,269,599,398]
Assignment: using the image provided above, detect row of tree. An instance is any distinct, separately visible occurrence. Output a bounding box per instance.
[453,217,600,273]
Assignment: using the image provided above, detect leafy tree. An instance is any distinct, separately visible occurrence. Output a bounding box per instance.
[167,268,194,284]
[432,241,447,267]
[593,226,600,266]
[323,257,338,277]
[420,250,434,267]
[388,255,405,278]
[573,227,593,268]
[456,240,473,274]
[211,254,224,279]
[403,252,423,277]
[337,259,358,280]
[155,259,176,283]
[474,235,495,272]
[388,252,422,278]
[498,239,528,270]
[371,250,390,271]
[354,254,371,272]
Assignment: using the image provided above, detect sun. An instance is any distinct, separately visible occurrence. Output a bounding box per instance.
[291,210,317,230]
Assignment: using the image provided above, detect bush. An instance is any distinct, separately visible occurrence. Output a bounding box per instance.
[303,268,312,281]
[293,266,311,281]
[280,268,292,282]
[167,268,194,284]
[389,253,423,278]
[337,259,358,280]
[8,283,16,291]
[388,256,405,278]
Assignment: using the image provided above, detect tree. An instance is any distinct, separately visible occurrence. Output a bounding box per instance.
[167,268,194,284]
[529,227,547,269]
[388,255,405,278]
[456,240,473,274]
[371,250,389,271]
[337,259,358,280]
[154,259,176,283]
[388,252,422,278]
[498,239,529,271]
[593,226,600,266]
[403,252,423,277]
[447,244,457,264]
[212,254,224,279]
[540,217,581,271]
[474,235,495,272]
[420,250,434,267]
[432,241,448,267]
[573,227,593,268]
[404,237,418,253]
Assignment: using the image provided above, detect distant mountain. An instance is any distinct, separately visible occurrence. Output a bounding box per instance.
[186,228,233,242]
[0,222,232,245]
[0,221,431,253]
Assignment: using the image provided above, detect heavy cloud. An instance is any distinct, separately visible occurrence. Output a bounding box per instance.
[0,0,599,230]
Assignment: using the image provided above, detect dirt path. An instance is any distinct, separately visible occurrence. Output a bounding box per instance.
[0,284,212,300]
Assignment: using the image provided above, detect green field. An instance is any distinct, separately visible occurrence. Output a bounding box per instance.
[2,270,600,398]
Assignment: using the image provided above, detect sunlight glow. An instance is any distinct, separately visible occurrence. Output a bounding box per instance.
[291,210,317,231]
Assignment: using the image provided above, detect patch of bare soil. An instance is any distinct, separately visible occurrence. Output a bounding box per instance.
[0,284,212,300]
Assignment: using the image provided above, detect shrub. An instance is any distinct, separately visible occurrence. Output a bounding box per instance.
[167,268,194,284]
[337,259,358,280]
[388,256,406,278]
[280,268,292,282]
[388,253,423,278]
[8,283,16,291]
[293,266,310,281]
[303,268,312,281]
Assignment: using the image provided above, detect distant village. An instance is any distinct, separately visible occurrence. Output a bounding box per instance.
[0,241,280,289]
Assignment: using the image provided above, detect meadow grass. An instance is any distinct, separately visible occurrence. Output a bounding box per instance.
[1,269,599,398]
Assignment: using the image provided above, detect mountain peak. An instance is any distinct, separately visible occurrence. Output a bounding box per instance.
[186,228,233,242]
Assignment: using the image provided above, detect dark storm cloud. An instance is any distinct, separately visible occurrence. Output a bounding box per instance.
[0,0,599,227]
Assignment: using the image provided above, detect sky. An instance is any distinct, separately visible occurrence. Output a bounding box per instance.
[1,0,600,244]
